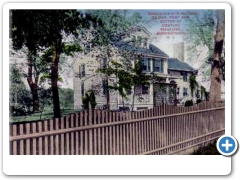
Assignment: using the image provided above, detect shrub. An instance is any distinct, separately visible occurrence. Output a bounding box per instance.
[190,141,220,155]
[81,90,97,110]
[196,99,202,104]
[185,100,193,107]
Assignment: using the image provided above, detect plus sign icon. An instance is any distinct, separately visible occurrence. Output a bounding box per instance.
[217,135,238,156]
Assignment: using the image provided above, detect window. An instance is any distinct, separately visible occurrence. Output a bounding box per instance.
[79,64,85,77]
[126,88,131,95]
[81,81,84,96]
[142,38,148,48]
[153,59,164,73]
[135,85,149,95]
[142,85,149,94]
[141,57,150,71]
[84,44,90,55]
[182,72,188,82]
[183,87,188,97]
[102,79,107,96]
[101,58,107,69]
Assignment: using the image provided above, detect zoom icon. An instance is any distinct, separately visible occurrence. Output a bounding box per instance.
[217,135,238,156]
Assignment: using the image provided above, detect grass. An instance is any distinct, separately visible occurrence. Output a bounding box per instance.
[10,109,81,123]
[190,141,220,155]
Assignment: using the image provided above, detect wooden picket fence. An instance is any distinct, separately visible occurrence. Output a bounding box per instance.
[9,101,225,155]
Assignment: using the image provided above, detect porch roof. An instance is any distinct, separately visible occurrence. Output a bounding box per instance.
[168,58,196,72]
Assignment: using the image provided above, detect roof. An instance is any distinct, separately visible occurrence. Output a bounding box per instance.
[149,44,169,57]
[115,41,169,58]
[168,58,196,72]
[139,25,152,36]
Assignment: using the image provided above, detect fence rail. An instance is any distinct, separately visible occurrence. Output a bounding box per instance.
[9,101,225,155]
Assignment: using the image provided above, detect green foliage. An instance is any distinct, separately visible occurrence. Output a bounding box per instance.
[185,100,193,107]
[189,74,198,98]
[132,59,151,87]
[205,91,210,101]
[59,88,74,109]
[196,99,202,104]
[98,60,133,103]
[200,86,206,100]
[81,90,97,110]
[82,93,90,110]
[185,10,215,56]
[86,10,142,46]
[200,85,209,101]
[89,90,97,110]
[63,43,82,56]
[10,65,32,115]
[190,141,220,155]
[185,10,216,81]
[39,74,63,84]
[11,10,90,118]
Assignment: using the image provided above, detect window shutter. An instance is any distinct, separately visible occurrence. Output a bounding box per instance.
[79,64,85,77]
[82,64,85,76]
[79,65,81,77]
[102,79,107,95]
[81,81,84,96]
[160,59,164,73]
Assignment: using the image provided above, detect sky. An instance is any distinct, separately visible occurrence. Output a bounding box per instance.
[128,9,216,57]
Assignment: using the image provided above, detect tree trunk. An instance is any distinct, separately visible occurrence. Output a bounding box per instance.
[31,83,40,112]
[209,10,224,102]
[51,43,61,118]
[27,52,39,112]
[106,76,110,110]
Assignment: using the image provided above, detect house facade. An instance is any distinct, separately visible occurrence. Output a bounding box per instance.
[73,25,197,110]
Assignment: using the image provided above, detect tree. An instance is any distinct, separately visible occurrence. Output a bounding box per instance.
[11,10,87,118]
[10,10,45,112]
[97,61,132,109]
[189,74,198,98]
[10,65,32,115]
[84,10,142,109]
[185,10,215,81]
[209,10,225,102]
[131,58,151,111]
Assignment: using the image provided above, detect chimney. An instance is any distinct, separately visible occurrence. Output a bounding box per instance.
[173,42,185,62]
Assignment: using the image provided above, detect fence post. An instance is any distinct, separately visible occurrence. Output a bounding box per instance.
[55,118,59,155]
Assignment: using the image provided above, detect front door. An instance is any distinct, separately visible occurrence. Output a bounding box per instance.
[153,83,177,106]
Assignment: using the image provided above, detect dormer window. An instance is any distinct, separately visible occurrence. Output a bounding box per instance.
[143,38,148,48]
[84,44,90,55]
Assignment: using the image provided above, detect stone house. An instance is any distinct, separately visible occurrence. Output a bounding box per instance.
[73,25,197,110]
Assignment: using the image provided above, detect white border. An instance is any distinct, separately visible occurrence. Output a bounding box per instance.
[3,3,231,175]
